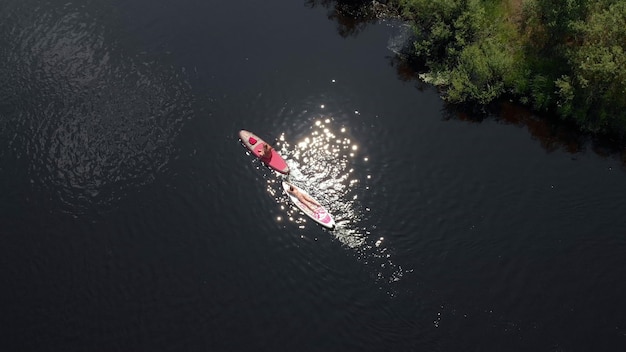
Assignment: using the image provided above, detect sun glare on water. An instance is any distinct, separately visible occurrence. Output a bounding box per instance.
[276,119,364,248]
[272,117,405,289]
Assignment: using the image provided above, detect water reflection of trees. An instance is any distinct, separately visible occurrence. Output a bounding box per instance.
[441,101,626,166]
[304,0,626,166]
[442,102,585,154]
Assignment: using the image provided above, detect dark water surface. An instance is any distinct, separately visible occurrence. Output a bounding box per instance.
[1,0,625,351]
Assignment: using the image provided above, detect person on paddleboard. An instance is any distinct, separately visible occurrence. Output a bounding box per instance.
[259,143,273,162]
[287,184,321,212]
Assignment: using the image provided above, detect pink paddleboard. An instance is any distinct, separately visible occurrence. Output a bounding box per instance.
[283,181,335,229]
[239,130,289,175]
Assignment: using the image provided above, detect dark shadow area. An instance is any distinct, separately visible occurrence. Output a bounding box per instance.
[305,0,395,37]
[441,100,626,169]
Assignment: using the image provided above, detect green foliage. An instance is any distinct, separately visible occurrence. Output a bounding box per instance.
[566,1,626,131]
[537,0,585,46]
[529,74,553,110]
[400,0,485,63]
[554,75,576,117]
[398,0,523,105]
[445,38,511,104]
[397,0,626,134]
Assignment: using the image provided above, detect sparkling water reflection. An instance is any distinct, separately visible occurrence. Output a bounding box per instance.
[270,118,405,288]
[281,118,364,246]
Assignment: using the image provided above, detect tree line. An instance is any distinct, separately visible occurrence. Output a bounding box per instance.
[395,0,626,135]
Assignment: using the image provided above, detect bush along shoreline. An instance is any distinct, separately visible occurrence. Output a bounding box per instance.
[371,0,626,140]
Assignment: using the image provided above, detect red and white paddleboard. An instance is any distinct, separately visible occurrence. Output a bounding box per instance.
[282,181,335,229]
[239,130,289,175]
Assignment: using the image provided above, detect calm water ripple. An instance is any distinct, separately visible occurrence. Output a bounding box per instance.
[0,1,194,215]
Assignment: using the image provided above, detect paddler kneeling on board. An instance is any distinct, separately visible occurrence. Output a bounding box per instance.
[287,184,321,212]
[259,143,273,162]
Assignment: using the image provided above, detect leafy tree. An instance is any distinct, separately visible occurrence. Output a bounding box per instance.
[397,0,626,134]
[566,1,626,130]
[399,0,485,63]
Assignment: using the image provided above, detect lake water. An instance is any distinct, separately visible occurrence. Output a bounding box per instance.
[1,0,625,351]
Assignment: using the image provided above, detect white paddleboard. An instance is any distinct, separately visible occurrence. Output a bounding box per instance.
[282,182,335,229]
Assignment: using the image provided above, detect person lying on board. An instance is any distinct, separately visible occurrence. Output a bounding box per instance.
[287,184,321,212]
[259,143,273,161]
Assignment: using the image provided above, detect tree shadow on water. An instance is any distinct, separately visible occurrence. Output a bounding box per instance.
[304,0,382,37]
[441,101,626,168]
